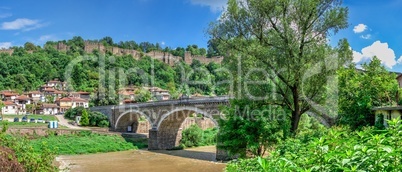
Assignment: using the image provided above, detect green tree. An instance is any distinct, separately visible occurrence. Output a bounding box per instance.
[218,99,288,157]
[135,88,151,102]
[338,57,398,129]
[80,109,90,126]
[24,42,37,51]
[209,0,350,134]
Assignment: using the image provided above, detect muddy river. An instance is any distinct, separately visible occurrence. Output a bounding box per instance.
[56,146,226,172]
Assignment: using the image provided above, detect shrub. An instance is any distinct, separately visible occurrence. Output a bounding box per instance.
[230,119,402,171]
[180,125,218,147]
[181,125,203,147]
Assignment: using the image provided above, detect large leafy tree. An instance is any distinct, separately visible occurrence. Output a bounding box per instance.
[338,57,399,129]
[209,0,351,133]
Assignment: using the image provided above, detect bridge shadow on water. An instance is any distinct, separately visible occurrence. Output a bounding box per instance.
[148,147,218,162]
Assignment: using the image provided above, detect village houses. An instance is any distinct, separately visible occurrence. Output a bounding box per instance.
[1,79,89,115]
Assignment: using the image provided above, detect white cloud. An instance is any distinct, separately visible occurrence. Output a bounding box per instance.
[38,35,58,42]
[0,42,12,49]
[190,0,227,12]
[360,34,371,39]
[0,13,11,19]
[161,41,165,46]
[353,24,367,33]
[1,18,45,31]
[397,56,402,64]
[352,41,397,68]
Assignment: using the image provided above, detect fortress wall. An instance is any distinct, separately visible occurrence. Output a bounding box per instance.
[0,49,14,55]
[0,42,223,65]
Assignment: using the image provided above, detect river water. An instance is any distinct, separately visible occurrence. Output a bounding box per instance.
[56,146,226,172]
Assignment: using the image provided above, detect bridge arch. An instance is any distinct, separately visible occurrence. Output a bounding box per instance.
[115,109,152,132]
[151,106,219,150]
[156,106,219,130]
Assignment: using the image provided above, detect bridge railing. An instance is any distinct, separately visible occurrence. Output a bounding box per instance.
[112,96,230,109]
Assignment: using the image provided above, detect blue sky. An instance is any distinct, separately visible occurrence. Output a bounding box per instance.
[1,0,402,72]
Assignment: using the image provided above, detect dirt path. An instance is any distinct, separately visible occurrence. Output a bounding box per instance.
[54,115,89,130]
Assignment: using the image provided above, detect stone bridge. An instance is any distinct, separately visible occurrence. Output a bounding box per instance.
[90,96,229,151]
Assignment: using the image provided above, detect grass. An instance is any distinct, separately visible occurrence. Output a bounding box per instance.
[2,114,58,121]
[123,137,148,149]
[29,131,137,155]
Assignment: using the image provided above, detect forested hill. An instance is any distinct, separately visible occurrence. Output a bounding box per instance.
[0,36,228,105]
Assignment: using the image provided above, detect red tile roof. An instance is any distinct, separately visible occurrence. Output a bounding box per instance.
[28,91,41,94]
[3,101,16,106]
[15,95,31,100]
[57,97,88,102]
[3,92,18,96]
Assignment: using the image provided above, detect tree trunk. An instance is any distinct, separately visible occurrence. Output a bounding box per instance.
[290,86,301,134]
[290,110,301,134]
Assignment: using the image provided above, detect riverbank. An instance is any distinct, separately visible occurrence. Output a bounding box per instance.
[56,146,226,172]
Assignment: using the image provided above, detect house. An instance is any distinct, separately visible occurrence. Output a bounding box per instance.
[39,104,59,115]
[45,79,68,91]
[56,97,89,112]
[1,101,18,115]
[1,91,18,101]
[53,90,66,99]
[28,91,43,102]
[14,95,31,115]
[373,106,402,127]
[397,74,402,88]
[70,91,90,100]
[119,90,136,100]
[148,87,170,101]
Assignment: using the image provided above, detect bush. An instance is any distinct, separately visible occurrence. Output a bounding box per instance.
[181,125,203,147]
[231,119,402,171]
[64,106,85,119]
[180,125,218,147]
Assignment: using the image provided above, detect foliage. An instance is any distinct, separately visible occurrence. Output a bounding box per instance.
[180,125,218,147]
[227,119,402,172]
[80,109,90,126]
[0,128,57,171]
[134,88,152,102]
[181,125,203,147]
[338,57,399,129]
[218,99,289,157]
[1,37,227,105]
[29,132,136,155]
[209,0,350,134]
[65,107,109,127]
[89,111,109,127]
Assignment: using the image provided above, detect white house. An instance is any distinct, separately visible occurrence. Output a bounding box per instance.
[28,91,43,102]
[1,101,18,115]
[40,104,59,115]
[14,95,31,115]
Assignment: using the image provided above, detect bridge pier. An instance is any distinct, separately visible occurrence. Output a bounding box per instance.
[148,128,159,150]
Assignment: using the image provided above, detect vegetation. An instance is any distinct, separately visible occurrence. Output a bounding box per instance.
[227,119,402,171]
[180,125,218,148]
[65,107,109,127]
[209,0,350,134]
[0,122,57,171]
[30,131,136,155]
[218,99,288,157]
[0,39,227,106]
[80,109,90,126]
[338,57,399,129]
